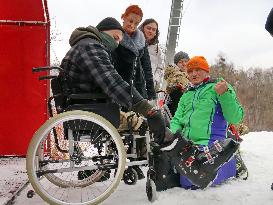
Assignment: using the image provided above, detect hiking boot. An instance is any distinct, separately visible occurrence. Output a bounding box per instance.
[235,151,248,180]
[163,133,239,189]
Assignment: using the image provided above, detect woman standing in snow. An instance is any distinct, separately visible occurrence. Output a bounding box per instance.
[139,18,164,92]
[115,5,156,100]
[115,5,157,180]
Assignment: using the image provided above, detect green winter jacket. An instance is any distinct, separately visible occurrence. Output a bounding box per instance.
[170,78,244,145]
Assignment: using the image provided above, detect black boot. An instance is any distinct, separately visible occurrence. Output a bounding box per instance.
[164,133,239,189]
[235,151,248,180]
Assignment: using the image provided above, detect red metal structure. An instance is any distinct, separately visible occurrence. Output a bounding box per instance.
[0,0,50,155]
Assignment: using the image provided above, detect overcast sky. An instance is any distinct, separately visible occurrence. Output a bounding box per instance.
[47,0,273,69]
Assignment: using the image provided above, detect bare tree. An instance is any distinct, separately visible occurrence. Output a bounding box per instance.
[210,54,273,131]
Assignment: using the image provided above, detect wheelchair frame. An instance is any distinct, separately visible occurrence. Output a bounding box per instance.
[26,66,152,205]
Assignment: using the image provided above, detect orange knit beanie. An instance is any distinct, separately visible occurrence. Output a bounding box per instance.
[186,56,210,72]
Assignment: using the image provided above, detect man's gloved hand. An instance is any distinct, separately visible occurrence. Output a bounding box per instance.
[132,99,153,117]
[146,109,166,145]
[132,99,166,145]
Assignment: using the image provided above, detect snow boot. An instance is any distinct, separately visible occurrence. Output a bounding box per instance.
[235,151,248,180]
[162,133,239,189]
[151,150,180,191]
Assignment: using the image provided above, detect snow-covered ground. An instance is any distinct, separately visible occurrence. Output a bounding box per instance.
[0,157,28,205]
[2,132,273,205]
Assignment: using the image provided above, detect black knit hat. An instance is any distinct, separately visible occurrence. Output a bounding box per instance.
[96,17,124,33]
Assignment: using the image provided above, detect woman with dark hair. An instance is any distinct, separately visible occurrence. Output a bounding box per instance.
[115,5,156,100]
[139,19,164,91]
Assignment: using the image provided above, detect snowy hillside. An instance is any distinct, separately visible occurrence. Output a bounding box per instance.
[7,132,273,204]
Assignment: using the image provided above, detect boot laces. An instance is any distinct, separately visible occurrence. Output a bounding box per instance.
[213,140,223,152]
[204,146,214,164]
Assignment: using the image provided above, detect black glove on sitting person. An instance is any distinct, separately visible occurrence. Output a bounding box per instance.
[132,99,166,145]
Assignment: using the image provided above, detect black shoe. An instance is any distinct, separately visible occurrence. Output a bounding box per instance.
[133,165,145,180]
[235,151,248,180]
[165,133,239,189]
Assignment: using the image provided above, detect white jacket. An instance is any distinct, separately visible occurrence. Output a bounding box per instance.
[147,43,164,90]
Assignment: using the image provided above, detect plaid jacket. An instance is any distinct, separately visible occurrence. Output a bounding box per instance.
[61,37,143,109]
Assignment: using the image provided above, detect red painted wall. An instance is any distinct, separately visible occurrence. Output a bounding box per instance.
[0,0,50,155]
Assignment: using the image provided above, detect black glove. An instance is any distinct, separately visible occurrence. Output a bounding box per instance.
[132,100,166,145]
[132,99,153,117]
[147,109,166,145]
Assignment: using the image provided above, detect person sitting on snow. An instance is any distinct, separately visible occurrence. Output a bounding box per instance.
[170,56,244,189]
[61,18,239,188]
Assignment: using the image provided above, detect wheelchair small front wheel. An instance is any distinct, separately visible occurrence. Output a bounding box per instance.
[26,110,126,205]
[123,167,138,185]
[146,179,157,202]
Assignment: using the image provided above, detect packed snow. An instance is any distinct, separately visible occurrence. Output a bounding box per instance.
[1,132,273,205]
[0,158,27,205]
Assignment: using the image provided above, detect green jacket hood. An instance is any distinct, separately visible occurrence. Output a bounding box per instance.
[69,26,101,46]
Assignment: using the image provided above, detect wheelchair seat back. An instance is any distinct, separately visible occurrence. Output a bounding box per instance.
[50,70,120,129]
[51,76,67,114]
[65,101,120,129]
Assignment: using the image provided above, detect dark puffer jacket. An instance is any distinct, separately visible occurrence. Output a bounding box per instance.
[115,30,156,100]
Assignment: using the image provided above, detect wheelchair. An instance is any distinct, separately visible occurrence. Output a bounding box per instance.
[26,66,152,205]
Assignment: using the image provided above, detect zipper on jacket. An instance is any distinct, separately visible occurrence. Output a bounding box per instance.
[187,90,198,138]
[207,98,217,134]
[207,108,214,134]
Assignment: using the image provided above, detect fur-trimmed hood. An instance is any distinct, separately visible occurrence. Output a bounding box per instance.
[120,29,146,56]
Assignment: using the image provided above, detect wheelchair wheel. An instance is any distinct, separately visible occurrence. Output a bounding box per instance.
[146,179,157,202]
[26,110,126,205]
[123,167,138,185]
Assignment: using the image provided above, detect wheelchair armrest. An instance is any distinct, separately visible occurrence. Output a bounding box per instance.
[32,66,63,73]
[67,93,109,101]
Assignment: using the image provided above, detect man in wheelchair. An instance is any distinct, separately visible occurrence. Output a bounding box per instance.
[60,17,239,190]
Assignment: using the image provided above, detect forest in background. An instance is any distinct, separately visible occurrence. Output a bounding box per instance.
[210,55,273,131]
